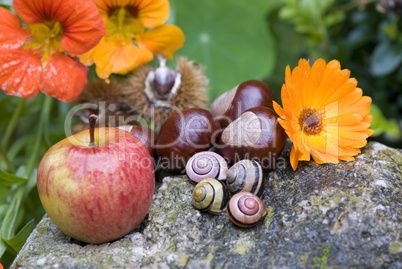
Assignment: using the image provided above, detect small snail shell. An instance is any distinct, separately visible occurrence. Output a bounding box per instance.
[186,152,228,184]
[227,192,266,227]
[192,178,230,214]
[226,160,264,197]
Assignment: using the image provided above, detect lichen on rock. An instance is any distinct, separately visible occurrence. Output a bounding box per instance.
[12,142,402,268]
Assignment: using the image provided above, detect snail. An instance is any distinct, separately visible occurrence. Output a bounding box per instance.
[156,108,220,172]
[226,160,264,197]
[227,192,266,227]
[219,106,287,165]
[192,178,230,214]
[186,152,228,184]
[210,80,277,129]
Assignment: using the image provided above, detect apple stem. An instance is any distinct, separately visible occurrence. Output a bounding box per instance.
[89,114,98,147]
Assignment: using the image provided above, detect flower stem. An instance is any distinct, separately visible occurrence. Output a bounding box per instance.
[1,98,26,173]
[24,96,52,178]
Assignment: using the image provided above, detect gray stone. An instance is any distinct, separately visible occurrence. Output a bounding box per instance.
[12,142,402,268]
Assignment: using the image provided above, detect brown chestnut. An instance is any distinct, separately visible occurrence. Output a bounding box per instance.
[219,106,286,167]
[156,108,220,172]
[118,125,157,157]
[210,80,277,129]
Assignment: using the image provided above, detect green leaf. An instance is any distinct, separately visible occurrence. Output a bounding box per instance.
[370,103,387,136]
[4,219,35,252]
[370,41,402,76]
[324,12,345,27]
[23,169,37,199]
[0,204,8,219]
[0,0,12,5]
[0,239,6,258]
[370,103,401,138]
[171,0,276,99]
[7,134,35,161]
[279,7,297,20]
[0,168,27,187]
[1,187,24,243]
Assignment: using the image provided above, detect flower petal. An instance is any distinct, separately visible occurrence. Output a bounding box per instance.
[138,25,185,60]
[90,37,153,79]
[40,53,88,102]
[338,155,355,161]
[277,58,373,169]
[302,58,326,108]
[290,145,301,170]
[94,0,170,28]
[0,48,42,99]
[0,7,29,51]
[13,0,105,55]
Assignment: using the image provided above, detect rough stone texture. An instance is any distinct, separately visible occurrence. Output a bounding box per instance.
[12,142,402,268]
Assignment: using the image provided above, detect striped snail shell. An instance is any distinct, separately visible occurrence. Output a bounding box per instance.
[227,192,266,227]
[192,178,230,214]
[186,152,228,184]
[226,160,264,197]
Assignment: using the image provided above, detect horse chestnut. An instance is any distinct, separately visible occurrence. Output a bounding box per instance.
[210,80,276,129]
[219,106,286,167]
[156,108,220,172]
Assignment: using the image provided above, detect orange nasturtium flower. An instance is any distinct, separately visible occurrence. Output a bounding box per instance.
[80,0,185,80]
[0,0,105,102]
[273,59,374,170]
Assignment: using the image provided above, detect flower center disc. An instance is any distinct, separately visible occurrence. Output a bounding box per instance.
[106,7,143,41]
[299,108,323,135]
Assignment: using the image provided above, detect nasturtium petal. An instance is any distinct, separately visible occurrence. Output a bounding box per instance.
[0,7,28,51]
[91,37,153,79]
[94,0,169,28]
[0,48,41,99]
[138,25,184,60]
[40,53,89,102]
[13,0,105,55]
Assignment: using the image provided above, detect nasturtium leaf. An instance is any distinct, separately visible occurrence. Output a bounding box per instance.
[170,0,276,99]
[370,41,402,76]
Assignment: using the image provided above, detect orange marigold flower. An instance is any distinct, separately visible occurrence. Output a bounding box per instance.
[273,59,374,170]
[0,0,105,102]
[80,0,185,79]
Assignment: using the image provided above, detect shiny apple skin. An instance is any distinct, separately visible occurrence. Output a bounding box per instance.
[37,128,155,244]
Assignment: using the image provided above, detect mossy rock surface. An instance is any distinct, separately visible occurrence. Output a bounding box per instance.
[12,142,402,268]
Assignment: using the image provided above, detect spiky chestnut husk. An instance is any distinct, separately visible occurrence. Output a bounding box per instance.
[73,57,209,134]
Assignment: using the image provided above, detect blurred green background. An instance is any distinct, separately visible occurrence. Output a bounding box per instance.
[0,0,401,267]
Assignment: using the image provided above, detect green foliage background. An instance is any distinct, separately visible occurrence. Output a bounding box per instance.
[0,0,401,267]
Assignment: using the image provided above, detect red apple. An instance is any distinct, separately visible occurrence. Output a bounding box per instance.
[37,115,155,244]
